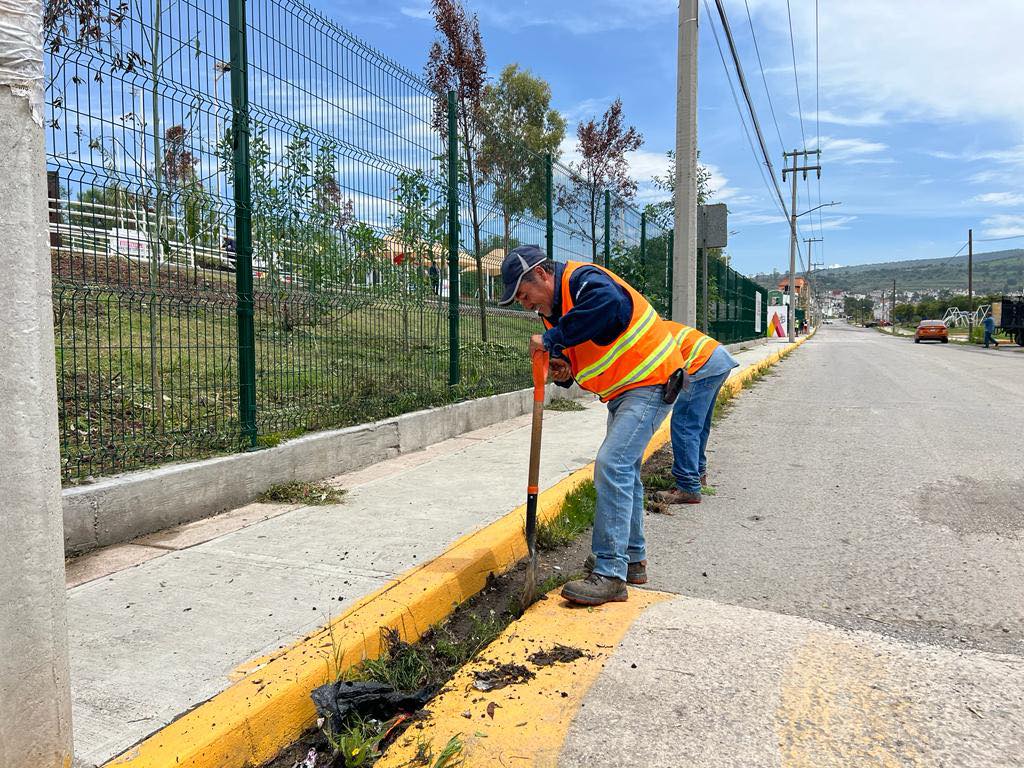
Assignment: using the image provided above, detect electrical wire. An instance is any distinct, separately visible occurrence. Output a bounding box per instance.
[742,0,784,154]
[785,0,807,151]
[975,234,1024,242]
[708,0,792,225]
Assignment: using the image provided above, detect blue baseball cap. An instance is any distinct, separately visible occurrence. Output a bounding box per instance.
[497,245,548,306]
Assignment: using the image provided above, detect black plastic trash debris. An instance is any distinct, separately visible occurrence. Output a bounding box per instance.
[311,680,437,734]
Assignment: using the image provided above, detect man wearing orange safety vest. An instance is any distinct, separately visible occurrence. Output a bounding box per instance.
[498,245,735,606]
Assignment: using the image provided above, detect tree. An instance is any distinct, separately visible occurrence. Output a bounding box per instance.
[425,0,490,340]
[390,170,443,347]
[557,98,643,264]
[477,64,565,253]
[650,149,714,215]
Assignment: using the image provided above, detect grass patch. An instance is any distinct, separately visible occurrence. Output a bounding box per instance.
[643,471,676,491]
[258,481,346,505]
[536,480,597,551]
[545,398,587,412]
[701,485,717,496]
[536,569,580,595]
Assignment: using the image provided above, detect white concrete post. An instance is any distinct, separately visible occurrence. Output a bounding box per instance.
[0,1,75,765]
[673,0,698,325]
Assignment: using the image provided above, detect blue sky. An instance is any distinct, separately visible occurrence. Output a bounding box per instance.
[283,1,1024,275]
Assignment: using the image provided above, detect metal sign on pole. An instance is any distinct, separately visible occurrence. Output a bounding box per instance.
[697,204,727,332]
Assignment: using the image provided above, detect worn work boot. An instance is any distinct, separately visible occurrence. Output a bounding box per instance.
[655,487,702,504]
[561,573,628,606]
[583,554,648,585]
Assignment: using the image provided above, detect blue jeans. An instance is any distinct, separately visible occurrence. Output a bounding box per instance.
[592,385,672,581]
[984,330,998,347]
[670,370,731,493]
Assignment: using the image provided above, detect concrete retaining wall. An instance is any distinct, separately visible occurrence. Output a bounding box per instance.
[63,383,591,555]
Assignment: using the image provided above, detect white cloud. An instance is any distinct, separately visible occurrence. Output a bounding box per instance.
[802,110,887,127]
[981,214,1024,238]
[748,0,1024,128]
[399,3,431,20]
[469,0,676,35]
[816,215,857,231]
[818,135,889,163]
[972,192,1024,207]
[560,97,615,126]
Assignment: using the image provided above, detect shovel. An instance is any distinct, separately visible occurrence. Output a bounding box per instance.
[520,349,549,610]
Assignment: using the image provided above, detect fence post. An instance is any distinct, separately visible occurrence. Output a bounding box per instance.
[603,189,611,267]
[545,153,554,259]
[229,0,258,448]
[447,90,460,386]
[639,210,647,293]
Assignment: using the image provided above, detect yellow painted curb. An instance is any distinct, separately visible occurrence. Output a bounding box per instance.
[377,588,673,768]
[105,333,812,768]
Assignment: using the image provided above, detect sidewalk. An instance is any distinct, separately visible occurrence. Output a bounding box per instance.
[67,337,799,767]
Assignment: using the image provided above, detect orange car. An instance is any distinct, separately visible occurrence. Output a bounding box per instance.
[915,319,949,343]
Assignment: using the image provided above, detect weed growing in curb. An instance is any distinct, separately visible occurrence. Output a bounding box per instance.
[545,398,587,412]
[258,481,347,505]
[536,481,597,550]
[411,735,465,767]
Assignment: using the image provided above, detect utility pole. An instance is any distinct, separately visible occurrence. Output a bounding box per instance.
[783,148,821,341]
[804,237,822,329]
[673,0,698,325]
[968,228,974,343]
[892,278,897,335]
[0,2,74,764]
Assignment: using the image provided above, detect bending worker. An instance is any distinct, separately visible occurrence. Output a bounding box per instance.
[498,245,730,606]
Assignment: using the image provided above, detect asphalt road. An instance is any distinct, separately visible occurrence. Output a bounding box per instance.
[647,321,1024,655]
[560,323,1024,767]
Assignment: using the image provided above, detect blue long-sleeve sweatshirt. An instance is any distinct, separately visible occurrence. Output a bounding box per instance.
[540,263,633,386]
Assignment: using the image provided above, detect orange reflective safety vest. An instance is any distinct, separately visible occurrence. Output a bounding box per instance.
[665,321,720,376]
[541,262,685,402]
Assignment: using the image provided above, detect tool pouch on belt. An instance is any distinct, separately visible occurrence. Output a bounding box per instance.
[662,368,689,404]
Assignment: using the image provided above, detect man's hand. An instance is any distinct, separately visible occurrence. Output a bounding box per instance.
[549,358,573,383]
[529,333,546,357]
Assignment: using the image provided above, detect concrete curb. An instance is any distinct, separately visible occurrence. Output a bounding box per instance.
[64,383,591,556]
[104,335,811,768]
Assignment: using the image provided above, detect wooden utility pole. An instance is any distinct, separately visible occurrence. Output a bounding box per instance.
[783,149,821,341]
[968,228,974,343]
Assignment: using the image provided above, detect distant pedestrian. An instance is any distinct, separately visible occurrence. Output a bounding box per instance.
[428,263,440,295]
[983,311,1000,349]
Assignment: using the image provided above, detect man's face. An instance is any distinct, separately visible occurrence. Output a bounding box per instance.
[515,267,555,317]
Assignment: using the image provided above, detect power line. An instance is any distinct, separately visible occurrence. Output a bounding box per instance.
[742,0,785,153]
[975,233,1024,242]
[785,0,808,151]
[708,0,792,224]
[704,0,786,219]
[814,0,824,248]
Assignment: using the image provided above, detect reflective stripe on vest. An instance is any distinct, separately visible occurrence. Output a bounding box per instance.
[671,323,719,374]
[594,327,678,399]
[575,304,657,386]
[545,262,684,402]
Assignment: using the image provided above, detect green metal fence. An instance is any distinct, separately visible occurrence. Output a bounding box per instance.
[697,254,769,344]
[44,0,765,483]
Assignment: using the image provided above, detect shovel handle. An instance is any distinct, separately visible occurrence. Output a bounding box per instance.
[532,349,549,403]
[525,350,548,558]
[527,350,548,493]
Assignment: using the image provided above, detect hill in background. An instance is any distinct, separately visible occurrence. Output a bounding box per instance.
[754,248,1024,295]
